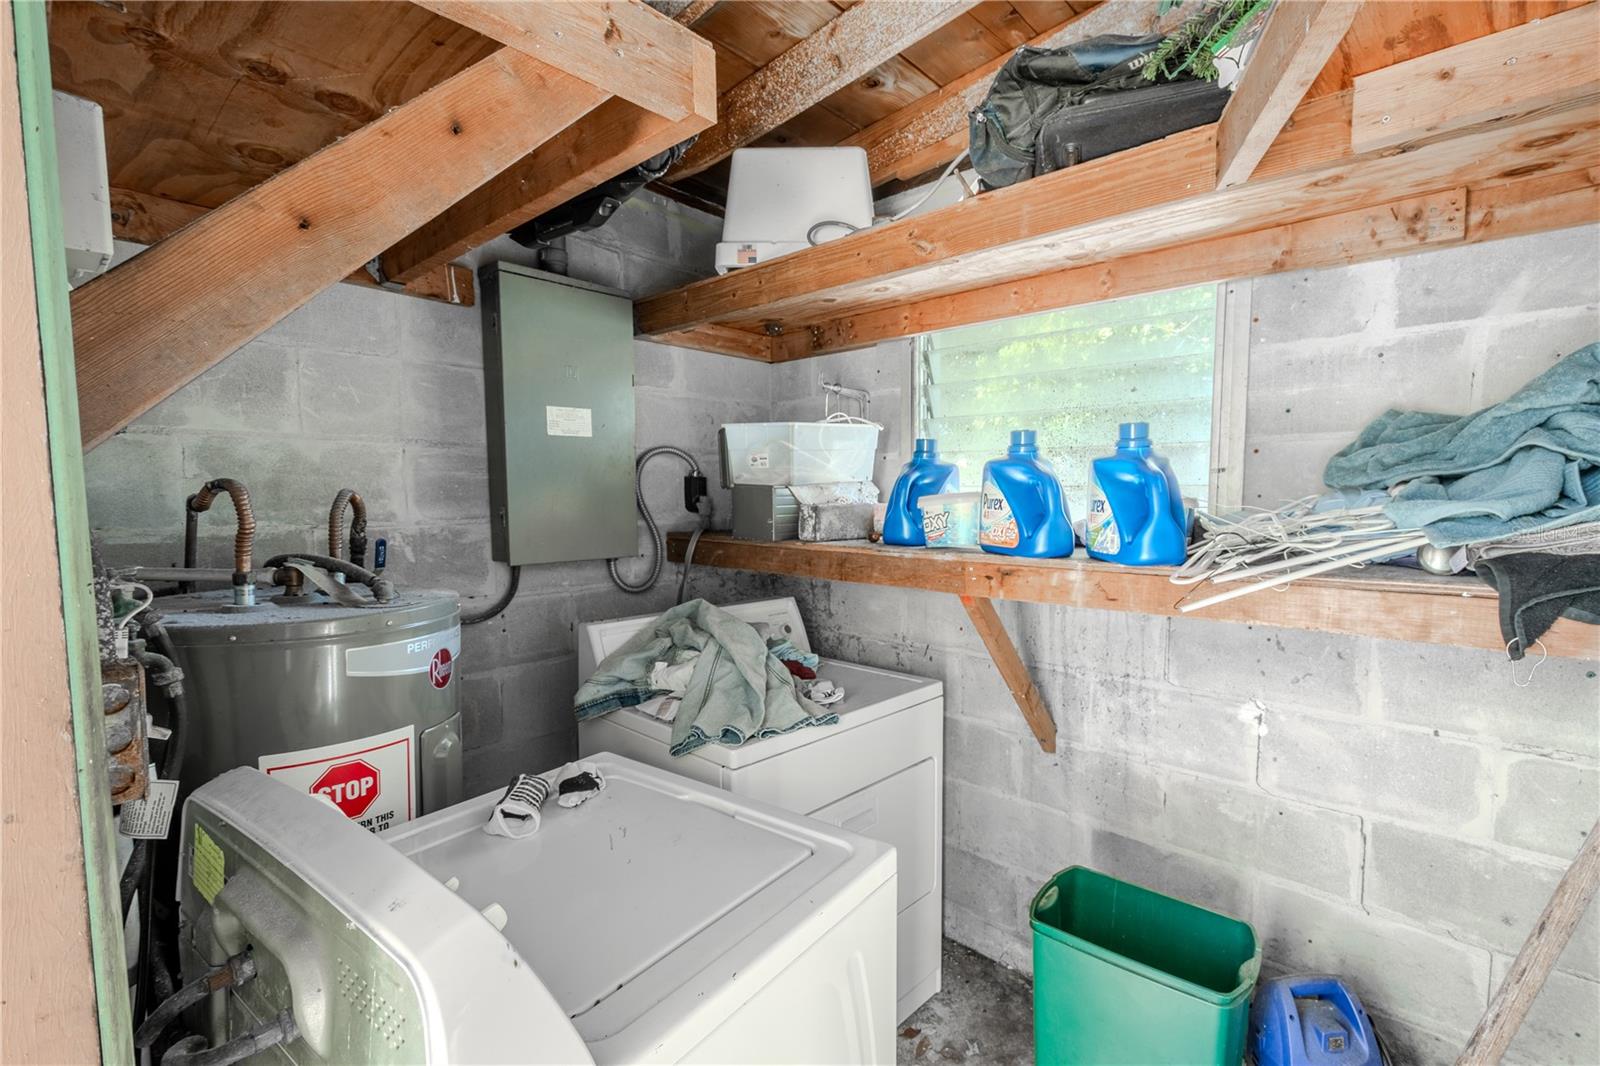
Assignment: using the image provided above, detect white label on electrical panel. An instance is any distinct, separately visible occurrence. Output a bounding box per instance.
[545,405,593,438]
[258,725,415,834]
[119,778,179,839]
[748,450,770,469]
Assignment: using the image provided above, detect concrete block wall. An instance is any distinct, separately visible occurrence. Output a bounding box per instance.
[761,225,1600,1065]
[1244,225,1600,506]
[83,191,770,796]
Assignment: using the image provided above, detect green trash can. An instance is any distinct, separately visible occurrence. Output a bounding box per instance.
[1031,867,1260,1065]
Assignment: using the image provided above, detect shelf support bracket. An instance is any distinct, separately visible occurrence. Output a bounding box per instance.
[959,595,1057,752]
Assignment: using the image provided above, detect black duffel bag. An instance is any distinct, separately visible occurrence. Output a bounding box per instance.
[969,33,1231,189]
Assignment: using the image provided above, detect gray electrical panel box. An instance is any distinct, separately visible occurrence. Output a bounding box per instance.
[480,263,636,565]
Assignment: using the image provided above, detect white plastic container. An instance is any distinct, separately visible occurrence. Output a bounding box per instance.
[920,491,981,549]
[721,421,880,486]
[715,147,874,273]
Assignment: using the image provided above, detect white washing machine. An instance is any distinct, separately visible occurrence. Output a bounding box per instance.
[177,757,897,1064]
[577,597,944,1023]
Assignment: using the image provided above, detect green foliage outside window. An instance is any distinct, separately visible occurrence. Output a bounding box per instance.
[916,285,1218,523]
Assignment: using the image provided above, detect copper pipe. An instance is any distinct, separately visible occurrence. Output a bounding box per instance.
[327,489,368,567]
[186,478,255,577]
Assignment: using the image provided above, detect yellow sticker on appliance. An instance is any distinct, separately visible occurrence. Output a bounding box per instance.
[192,823,225,904]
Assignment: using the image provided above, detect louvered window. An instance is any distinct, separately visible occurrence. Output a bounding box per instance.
[915,284,1224,522]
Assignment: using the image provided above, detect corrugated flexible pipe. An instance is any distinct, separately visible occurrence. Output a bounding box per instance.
[185,478,255,605]
[327,489,368,568]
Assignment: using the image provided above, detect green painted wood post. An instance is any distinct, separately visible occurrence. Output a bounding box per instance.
[9,2,135,1059]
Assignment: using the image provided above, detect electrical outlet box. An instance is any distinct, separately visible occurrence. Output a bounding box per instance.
[479,263,637,566]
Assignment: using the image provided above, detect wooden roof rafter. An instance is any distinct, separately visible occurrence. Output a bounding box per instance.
[67,0,716,448]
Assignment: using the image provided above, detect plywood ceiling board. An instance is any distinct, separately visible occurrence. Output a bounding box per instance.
[48,1,495,207]
[969,2,1047,47]
[1010,0,1092,34]
[817,55,943,128]
[695,0,842,67]
[897,11,1008,84]
[1304,0,1590,99]
[755,105,862,148]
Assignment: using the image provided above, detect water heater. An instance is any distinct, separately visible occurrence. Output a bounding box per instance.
[156,588,463,831]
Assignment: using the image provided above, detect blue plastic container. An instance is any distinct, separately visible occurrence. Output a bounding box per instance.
[1086,422,1188,566]
[883,438,960,546]
[979,430,1074,558]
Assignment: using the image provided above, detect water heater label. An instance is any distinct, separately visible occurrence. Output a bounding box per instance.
[258,725,415,834]
[119,777,178,839]
[545,405,593,438]
[345,625,461,678]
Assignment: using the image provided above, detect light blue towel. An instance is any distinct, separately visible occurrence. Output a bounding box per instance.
[574,599,836,757]
[1323,345,1600,545]
[766,637,820,670]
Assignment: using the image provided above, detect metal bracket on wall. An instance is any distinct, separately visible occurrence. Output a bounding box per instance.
[958,594,1056,752]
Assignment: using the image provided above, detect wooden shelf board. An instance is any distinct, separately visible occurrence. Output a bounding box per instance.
[667,534,1598,660]
[635,8,1600,360]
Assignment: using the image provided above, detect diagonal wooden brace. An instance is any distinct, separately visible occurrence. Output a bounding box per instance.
[959,594,1056,752]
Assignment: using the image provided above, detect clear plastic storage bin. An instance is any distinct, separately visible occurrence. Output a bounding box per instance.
[720,420,880,486]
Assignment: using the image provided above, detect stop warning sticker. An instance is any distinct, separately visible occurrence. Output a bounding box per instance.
[258,724,414,834]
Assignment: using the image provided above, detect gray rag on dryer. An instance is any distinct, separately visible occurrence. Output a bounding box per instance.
[573,599,837,757]
[1323,344,1600,546]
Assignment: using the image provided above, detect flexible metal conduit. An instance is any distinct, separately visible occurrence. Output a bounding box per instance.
[185,478,255,604]
[608,446,702,595]
[327,488,368,567]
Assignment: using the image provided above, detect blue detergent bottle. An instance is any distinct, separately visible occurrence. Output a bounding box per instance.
[979,430,1074,558]
[883,438,960,546]
[1086,421,1188,566]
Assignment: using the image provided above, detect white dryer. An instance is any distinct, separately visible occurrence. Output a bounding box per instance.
[578,597,944,1023]
[177,756,897,1064]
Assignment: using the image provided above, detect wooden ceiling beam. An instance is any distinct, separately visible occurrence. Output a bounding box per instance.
[72,50,607,449]
[838,0,1193,187]
[652,324,775,361]
[108,187,476,307]
[770,167,1599,360]
[669,0,981,182]
[411,0,707,120]
[771,185,1468,358]
[1216,0,1364,188]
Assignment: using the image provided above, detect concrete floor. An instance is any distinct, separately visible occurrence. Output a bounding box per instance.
[897,940,1034,1065]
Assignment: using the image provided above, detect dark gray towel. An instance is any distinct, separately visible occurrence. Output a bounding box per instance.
[1475,553,1600,659]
